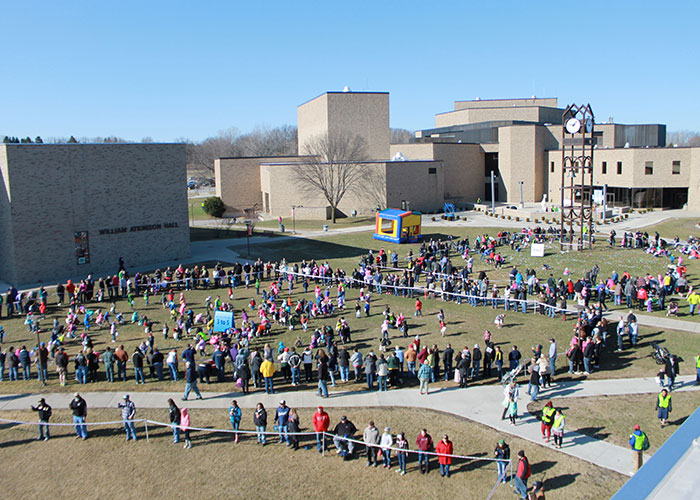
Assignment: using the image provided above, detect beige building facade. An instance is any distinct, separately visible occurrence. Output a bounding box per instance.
[215,92,700,220]
[297,91,390,160]
[0,143,190,285]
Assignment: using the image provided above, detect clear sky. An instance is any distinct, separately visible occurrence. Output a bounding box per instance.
[2,0,698,142]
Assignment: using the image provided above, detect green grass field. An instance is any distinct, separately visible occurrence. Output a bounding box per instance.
[637,217,700,240]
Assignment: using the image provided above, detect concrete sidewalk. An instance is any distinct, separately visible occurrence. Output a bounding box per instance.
[2,375,696,476]
[602,311,700,333]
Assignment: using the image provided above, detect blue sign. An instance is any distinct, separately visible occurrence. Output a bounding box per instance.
[213,311,234,332]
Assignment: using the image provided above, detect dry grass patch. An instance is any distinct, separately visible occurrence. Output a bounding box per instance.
[0,407,625,500]
[527,391,700,454]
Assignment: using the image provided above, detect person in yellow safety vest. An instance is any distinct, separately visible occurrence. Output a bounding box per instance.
[655,388,672,427]
[541,401,556,442]
[695,352,700,385]
[552,410,565,449]
[687,289,700,315]
[629,424,648,472]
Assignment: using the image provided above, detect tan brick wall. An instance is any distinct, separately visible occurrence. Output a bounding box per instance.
[0,146,16,282]
[298,92,390,160]
[498,125,547,203]
[215,156,305,215]
[546,147,694,202]
[1,144,189,285]
[297,93,329,156]
[259,160,442,219]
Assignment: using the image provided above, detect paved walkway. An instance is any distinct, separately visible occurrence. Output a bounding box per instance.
[1,375,696,476]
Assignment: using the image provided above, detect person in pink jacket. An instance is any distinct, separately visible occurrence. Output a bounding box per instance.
[181,408,192,448]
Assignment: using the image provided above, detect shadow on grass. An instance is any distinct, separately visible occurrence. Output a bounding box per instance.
[545,473,580,490]
[531,460,557,475]
[575,426,610,441]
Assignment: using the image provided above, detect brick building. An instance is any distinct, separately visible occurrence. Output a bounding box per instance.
[0,143,190,285]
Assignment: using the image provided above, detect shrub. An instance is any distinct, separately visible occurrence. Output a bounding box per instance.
[202,196,225,218]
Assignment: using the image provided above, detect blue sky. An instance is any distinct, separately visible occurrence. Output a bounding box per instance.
[1,1,698,141]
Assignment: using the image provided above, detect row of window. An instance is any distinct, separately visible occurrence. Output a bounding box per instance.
[550,160,681,175]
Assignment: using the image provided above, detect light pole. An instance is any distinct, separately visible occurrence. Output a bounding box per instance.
[291,205,303,234]
[245,221,251,257]
[519,181,524,208]
[490,170,495,215]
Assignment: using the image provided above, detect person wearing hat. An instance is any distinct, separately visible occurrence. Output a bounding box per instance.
[312,406,330,453]
[494,439,510,483]
[515,450,531,499]
[31,398,52,440]
[629,424,648,471]
[69,392,88,439]
[332,415,357,458]
[275,400,290,445]
[541,401,555,442]
[471,344,482,380]
[117,394,137,441]
[380,426,394,468]
[436,434,454,477]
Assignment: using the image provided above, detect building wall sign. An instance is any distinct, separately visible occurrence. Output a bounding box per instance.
[98,222,179,236]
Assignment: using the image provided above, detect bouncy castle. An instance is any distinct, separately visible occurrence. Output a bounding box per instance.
[373,209,422,244]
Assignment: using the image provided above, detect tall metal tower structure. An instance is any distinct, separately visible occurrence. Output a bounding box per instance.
[560,104,595,251]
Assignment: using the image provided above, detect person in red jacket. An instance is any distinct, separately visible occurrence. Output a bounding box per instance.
[436,434,454,477]
[515,450,531,499]
[415,428,433,474]
[312,405,330,453]
[414,298,422,316]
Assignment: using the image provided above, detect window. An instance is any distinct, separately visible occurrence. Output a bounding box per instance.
[617,161,622,175]
[550,161,555,173]
[602,161,607,175]
[484,153,499,176]
[645,161,653,175]
[428,167,436,174]
[672,160,681,175]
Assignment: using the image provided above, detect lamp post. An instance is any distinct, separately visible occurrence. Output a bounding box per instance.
[490,170,495,215]
[291,205,300,234]
[245,221,251,257]
[519,181,524,208]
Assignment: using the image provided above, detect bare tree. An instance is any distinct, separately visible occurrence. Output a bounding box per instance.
[237,125,297,156]
[391,128,413,144]
[295,133,369,223]
[187,128,241,176]
[667,130,700,147]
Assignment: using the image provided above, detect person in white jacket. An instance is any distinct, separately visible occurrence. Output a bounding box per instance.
[380,427,394,469]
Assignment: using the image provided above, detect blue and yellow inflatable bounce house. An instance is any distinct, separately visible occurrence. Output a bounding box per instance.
[373,209,422,244]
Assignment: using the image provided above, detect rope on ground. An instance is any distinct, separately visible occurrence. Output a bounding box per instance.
[0,417,145,427]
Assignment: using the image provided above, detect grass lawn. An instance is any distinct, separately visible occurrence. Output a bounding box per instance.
[187,200,214,221]
[527,392,700,454]
[255,216,376,232]
[638,217,700,240]
[0,407,625,500]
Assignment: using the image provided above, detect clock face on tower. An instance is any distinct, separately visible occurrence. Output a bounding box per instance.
[566,117,581,134]
[585,118,593,133]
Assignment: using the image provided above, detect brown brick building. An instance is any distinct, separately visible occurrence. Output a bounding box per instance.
[0,143,190,285]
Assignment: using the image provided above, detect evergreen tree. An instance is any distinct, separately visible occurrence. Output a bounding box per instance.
[68,136,78,143]
[35,136,43,143]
